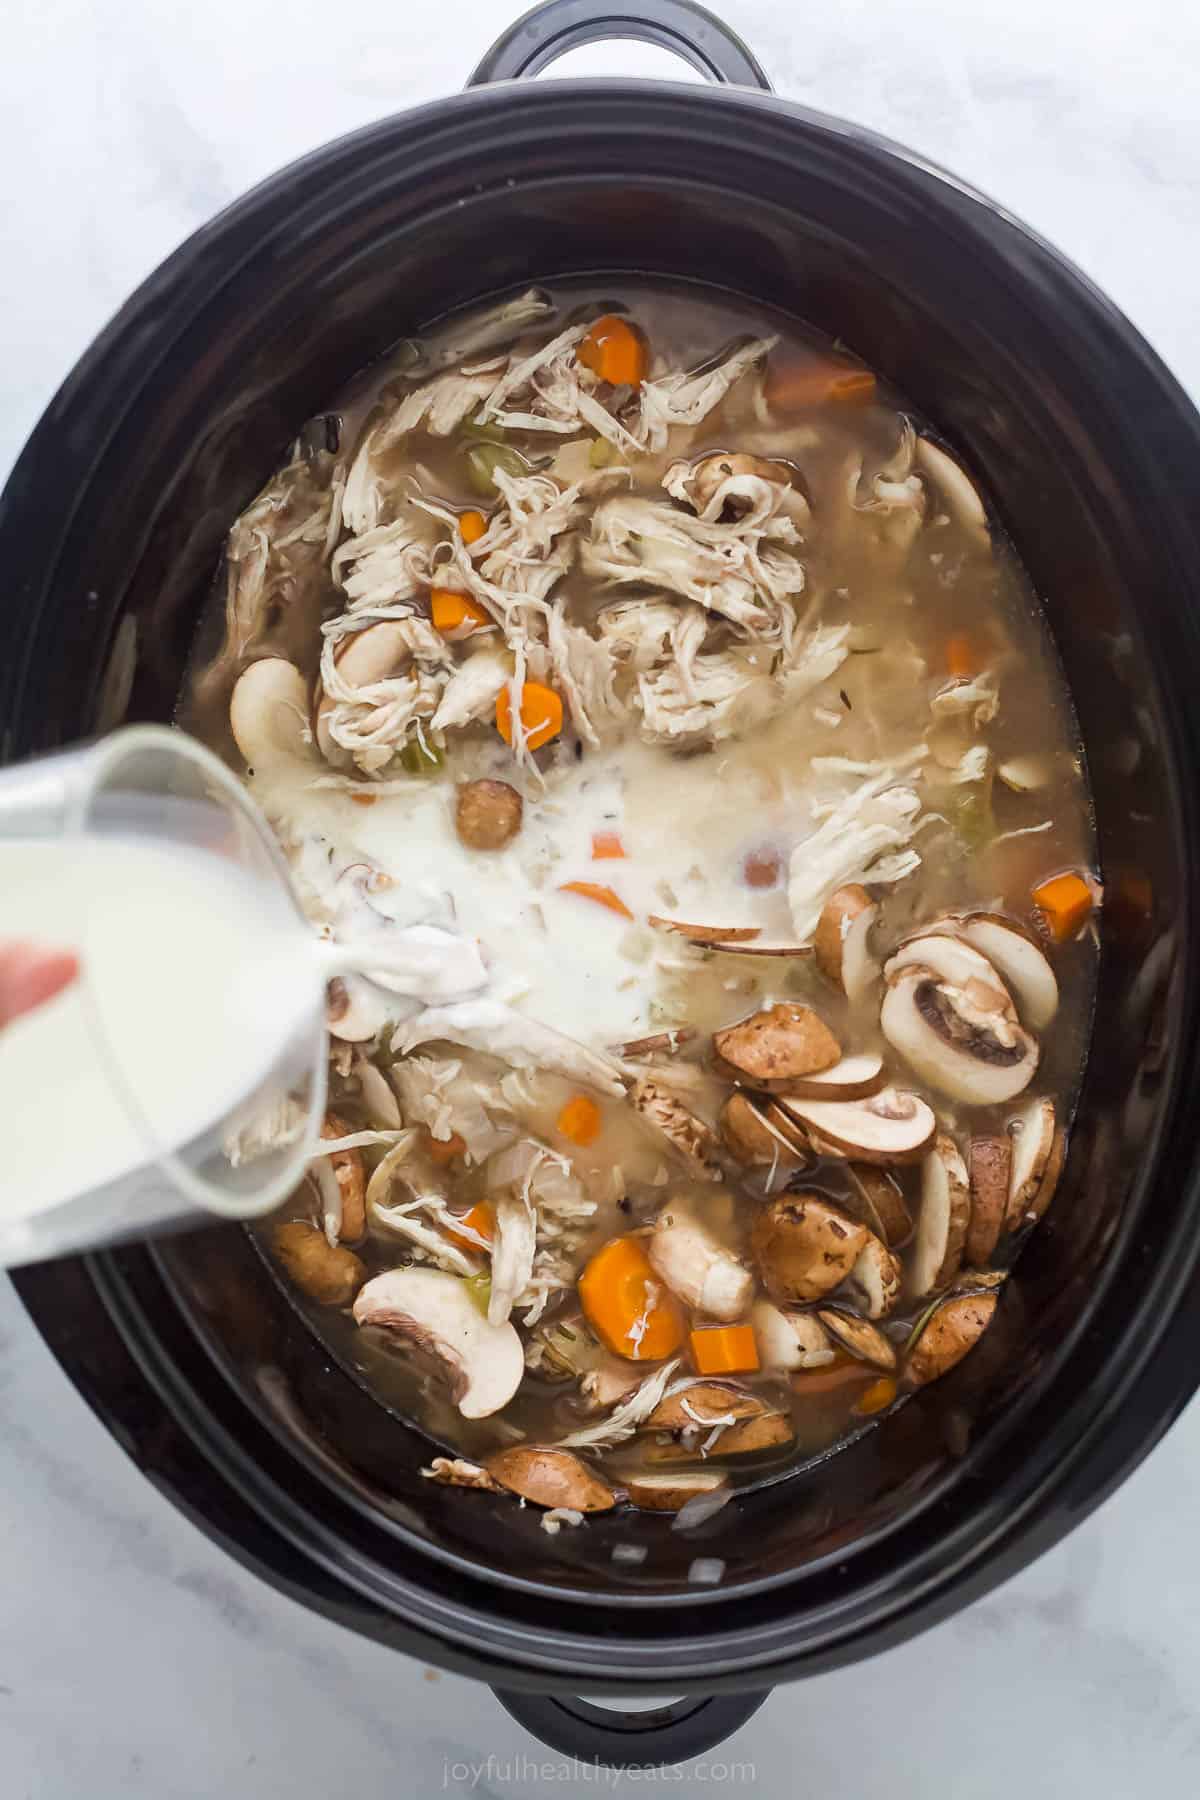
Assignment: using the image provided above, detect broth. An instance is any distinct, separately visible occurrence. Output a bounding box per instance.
[180,280,1097,1522]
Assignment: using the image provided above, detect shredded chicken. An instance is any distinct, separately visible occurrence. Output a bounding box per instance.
[787,753,929,939]
[393,1000,628,1098]
[389,1055,518,1165]
[555,1360,682,1450]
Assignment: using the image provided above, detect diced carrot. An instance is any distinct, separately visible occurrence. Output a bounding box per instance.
[577,314,648,387]
[495,681,563,752]
[764,357,876,413]
[945,632,976,679]
[350,793,376,808]
[591,831,626,860]
[854,1376,899,1416]
[458,509,488,545]
[790,1350,873,1397]
[1031,870,1096,943]
[557,1094,602,1147]
[689,1324,760,1376]
[578,1236,685,1361]
[444,1199,494,1254]
[425,1129,467,1167]
[431,588,490,635]
[558,880,634,921]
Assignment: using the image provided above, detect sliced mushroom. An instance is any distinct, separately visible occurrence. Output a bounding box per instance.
[1028,1128,1066,1227]
[649,916,761,944]
[959,913,1059,1030]
[646,1383,766,1431]
[319,1110,366,1243]
[646,1410,794,1461]
[352,1267,523,1418]
[884,932,1001,991]
[906,1291,998,1386]
[617,1028,695,1059]
[839,1234,903,1318]
[907,1136,970,1298]
[648,1206,754,1320]
[625,1469,729,1512]
[844,1164,913,1248]
[713,1004,841,1087]
[780,1052,886,1101]
[314,621,415,763]
[455,778,523,850]
[773,1087,937,1165]
[326,972,391,1043]
[966,1133,1012,1265]
[272,1220,366,1307]
[817,1307,897,1371]
[672,450,796,514]
[750,1298,836,1371]
[630,1076,723,1180]
[230,658,311,768]
[880,967,1039,1106]
[1004,1097,1057,1230]
[718,1091,806,1168]
[485,1446,617,1513]
[813,885,880,1002]
[751,1195,868,1302]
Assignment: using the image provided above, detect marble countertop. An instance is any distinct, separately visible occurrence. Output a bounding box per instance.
[3,0,1200,1790]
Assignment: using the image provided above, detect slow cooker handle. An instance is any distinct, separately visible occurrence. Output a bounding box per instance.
[492,1688,769,1767]
[468,0,772,90]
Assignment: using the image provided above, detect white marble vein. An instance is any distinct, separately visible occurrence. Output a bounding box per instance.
[2,0,1200,1790]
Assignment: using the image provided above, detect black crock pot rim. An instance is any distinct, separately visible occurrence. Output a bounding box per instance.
[7,74,1200,1686]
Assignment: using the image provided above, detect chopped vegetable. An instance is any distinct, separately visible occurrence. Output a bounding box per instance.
[557,1093,602,1146]
[431,588,491,635]
[689,1325,760,1376]
[426,1129,467,1166]
[765,357,876,412]
[945,633,976,678]
[465,441,529,496]
[398,735,444,776]
[591,831,626,860]
[577,314,648,387]
[1032,870,1096,942]
[463,1270,493,1318]
[458,509,488,545]
[951,785,994,853]
[350,793,376,808]
[578,1235,686,1361]
[558,880,634,920]
[495,680,564,752]
[854,1376,898,1416]
[445,1201,495,1254]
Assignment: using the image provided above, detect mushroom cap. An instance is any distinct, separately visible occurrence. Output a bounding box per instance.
[646,1409,794,1461]
[907,1135,971,1298]
[646,1383,766,1431]
[352,1267,523,1418]
[455,778,523,851]
[648,1208,754,1321]
[773,1087,937,1165]
[272,1220,365,1307]
[959,913,1059,1030]
[751,1195,869,1302]
[906,1291,998,1386]
[485,1446,616,1512]
[1004,1097,1058,1230]
[630,1077,724,1180]
[839,1233,903,1318]
[326,972,392,1043]
[230,657,312,769]
[884,932,1000,992]
[817,1307,898,1371]
[813,885,880,1003]
[713,1004,841,1086]
[719,1091,805,1167]
[625,1469,729,1512]
[880,966,1039,1107]
[750,1298,835,1370]
[966,1133,1012,1265]
[845,1164,913,1249]
[778,1051,887,1102]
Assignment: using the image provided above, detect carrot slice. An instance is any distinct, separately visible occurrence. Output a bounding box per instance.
[425,1129,467,1167]
[444,1200,494,1254]
[689,1324,760,1376]
[458,509,488,546]
[495,681,563,752]
[431,588,490,635]
[765,358,876,413]
[577,314,648,387]
[579,1236,685,1361]
[557,1094,602,1146]
[558,881,633,921]
[945,632,976,678]
[1031,870,1095,943]
[854,1376,899,1416]
[591,831,626,860]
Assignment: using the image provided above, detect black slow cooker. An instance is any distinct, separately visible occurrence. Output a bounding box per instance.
[5,0,1200,1767]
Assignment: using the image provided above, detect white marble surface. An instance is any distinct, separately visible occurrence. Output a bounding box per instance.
[3,0,1200,1790]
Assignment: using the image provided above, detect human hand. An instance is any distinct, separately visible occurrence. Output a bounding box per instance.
[0,943,79,1027]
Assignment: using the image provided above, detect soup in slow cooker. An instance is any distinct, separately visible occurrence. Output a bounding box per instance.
[182,283,1098,1528]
